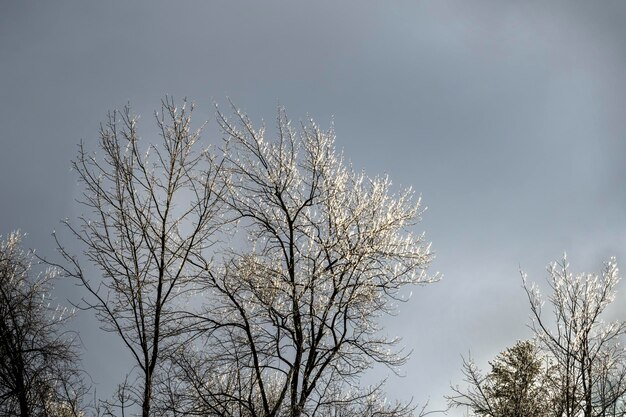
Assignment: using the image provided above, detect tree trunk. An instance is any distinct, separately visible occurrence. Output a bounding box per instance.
[15,358,29,417]
[142,376,152,417]
[19,393,29,417]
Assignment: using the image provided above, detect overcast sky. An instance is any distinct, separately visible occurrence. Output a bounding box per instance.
[3,1,626,414]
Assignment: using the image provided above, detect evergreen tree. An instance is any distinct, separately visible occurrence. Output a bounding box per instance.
[486,340,553,417]
[449,340,555,417]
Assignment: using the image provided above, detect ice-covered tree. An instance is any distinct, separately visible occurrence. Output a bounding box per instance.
[523,255,626,417]
[165,105,438,417]
[52,98,224,417]
[0,232,86,417]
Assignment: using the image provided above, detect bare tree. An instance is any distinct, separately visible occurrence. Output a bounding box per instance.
[166,106,438,417]
[0,232,86,417]
[523,255,626,417]
[448,354,494,417]
[51,98,223,417]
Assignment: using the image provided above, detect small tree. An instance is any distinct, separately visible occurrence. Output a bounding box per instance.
[448,340,554,417]
[487,340,556,417]
[523,255,626,417]
[166,106,438,417]
[52,98,224,417]
[0,232,86,417]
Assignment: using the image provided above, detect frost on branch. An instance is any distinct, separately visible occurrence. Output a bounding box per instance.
[51,98,224,417]
[523,256,626,417]
[0,232,86,417]
[166,105,438,417]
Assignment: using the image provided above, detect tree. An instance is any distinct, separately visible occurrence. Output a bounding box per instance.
[52,98,224,417]
[448,340,555,417]
[523,255,626,417]
[164,105,438,417]
[0,232,86,417]
[486,340,556,417]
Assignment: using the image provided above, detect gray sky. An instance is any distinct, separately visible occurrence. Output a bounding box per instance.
[2,1,626,414]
